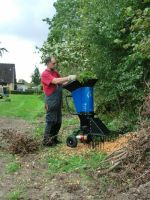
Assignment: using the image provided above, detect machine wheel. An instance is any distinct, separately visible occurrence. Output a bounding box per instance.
[66,135,77,148]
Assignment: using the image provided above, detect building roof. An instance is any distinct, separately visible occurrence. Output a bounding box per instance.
[0,63,16,84]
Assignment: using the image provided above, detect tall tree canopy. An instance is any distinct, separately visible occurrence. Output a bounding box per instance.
[40,0,150,130]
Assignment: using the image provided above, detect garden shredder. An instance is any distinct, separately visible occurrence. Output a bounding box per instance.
[63,79,113,148]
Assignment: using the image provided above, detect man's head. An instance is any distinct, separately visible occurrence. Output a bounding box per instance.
[44,57,56,70]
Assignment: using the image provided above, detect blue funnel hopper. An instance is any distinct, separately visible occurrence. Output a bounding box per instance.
[63,79,111,148]
[63,79,97,114]
[72,87,94,113]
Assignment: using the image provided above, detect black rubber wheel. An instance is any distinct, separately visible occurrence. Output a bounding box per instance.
[66,135,77,148]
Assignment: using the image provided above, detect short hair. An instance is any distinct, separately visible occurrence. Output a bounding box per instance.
[44,57,51,65]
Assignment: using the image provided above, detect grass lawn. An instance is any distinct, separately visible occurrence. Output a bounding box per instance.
[0,94,44,121]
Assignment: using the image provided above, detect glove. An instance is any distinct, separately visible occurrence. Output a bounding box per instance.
[67,75,77,81]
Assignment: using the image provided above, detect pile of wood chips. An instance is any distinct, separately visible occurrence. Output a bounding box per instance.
[60,133,135,155]
[100,133,135,153]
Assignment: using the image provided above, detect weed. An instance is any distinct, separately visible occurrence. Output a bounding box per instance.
[6,189,22,200]
[6,161,21,173]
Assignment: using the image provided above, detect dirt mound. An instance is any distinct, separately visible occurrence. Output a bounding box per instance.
[0,128,40,155]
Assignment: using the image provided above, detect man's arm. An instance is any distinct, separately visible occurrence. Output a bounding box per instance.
[52,77,69,84]
[52,75,76,85]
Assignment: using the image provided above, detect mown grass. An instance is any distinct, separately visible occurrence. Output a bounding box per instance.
[0,94,44,120]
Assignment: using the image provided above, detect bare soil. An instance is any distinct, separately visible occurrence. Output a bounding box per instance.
[0,117,149,200]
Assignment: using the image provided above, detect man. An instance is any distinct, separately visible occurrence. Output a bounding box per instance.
[41,57,76,146]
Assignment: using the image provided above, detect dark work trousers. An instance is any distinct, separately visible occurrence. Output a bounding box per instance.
[43,85,62,144]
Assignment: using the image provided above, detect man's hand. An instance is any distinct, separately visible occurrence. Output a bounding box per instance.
[67,75,77,81]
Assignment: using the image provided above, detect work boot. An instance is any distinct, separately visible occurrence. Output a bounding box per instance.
[42,137,55,147]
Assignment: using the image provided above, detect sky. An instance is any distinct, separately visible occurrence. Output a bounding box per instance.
[0,0,56,82]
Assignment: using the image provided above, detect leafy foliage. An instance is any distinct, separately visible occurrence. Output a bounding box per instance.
[114,2,150,101]
[77,71,97,83]
[40,0,150,130]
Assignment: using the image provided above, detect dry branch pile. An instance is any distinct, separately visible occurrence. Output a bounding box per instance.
[0,128,40,155]
[96,120,150,193]
[96,93,150,190]
[95,92,150,199]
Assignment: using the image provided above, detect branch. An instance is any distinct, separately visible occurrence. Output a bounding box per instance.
[0,48,8,56]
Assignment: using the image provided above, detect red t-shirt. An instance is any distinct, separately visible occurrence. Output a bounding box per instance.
[41,69,60,96]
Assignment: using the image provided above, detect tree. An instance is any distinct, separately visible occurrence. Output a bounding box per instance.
[40,0,150,130]
[0,42,8,57]
[114,2,150,95]
[31,66,41,86]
